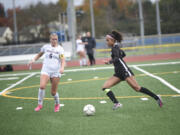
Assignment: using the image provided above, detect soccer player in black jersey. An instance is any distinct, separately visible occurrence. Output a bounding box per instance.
[102,30,163,110]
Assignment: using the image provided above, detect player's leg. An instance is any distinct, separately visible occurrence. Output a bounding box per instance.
[82,51,87,66]
[126,76,163,107]
[89,53,95,65]
[50,77,60,112]
[78,52,83,66]
[102,76,122,109]
[35,74,50,111]
[91,51,96,65]
[87,53,93,65]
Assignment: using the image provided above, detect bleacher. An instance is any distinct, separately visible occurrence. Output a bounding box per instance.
[0,34,180,66]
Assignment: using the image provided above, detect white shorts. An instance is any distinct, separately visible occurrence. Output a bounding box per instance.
[77,46,85,52]
[41,71,61,78]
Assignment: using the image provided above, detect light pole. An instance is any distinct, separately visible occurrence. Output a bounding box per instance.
[67,0,77,58]
[12,0,18,44]
[138,0,145,45]
[155,0,162,44]
[89,0,96,38]
[59,12,67,42]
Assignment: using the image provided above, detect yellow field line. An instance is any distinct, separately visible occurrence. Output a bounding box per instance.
[2,92,180,100]
[5,77,108,93]
[96,43,180,52]
[3,70,180,93]
[1,70,180,100]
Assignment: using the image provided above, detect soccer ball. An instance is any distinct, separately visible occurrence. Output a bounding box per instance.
[83,104,95,116]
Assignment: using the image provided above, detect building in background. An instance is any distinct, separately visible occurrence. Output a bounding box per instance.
[0,27,13,45]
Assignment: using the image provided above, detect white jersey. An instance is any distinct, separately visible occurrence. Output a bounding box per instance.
[40,44,64,73]
[76,39,85,52]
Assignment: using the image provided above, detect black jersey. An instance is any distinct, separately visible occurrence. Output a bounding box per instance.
[110,44,134,80]
[82,36,96,54]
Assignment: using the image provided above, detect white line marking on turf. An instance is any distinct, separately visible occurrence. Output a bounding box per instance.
[173,71,178,74]
[0,73,36,95]
[172,95,180,97]
[60,104,64,107]
[0,61,179,77]
[0,77,19,80]
[6,92,12,95]
[0,72,33,77]
[140,98,149,101]
[133,61,180,67]
[67,78,72,81]
[94,76,99,79]
[100,100,107,104]
[16,107,23,110]
[133,66,180,94]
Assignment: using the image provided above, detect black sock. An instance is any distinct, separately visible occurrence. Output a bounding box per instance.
[140,87,159,100]
[103,88,119,103]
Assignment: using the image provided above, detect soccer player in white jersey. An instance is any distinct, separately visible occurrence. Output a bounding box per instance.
[76,35,87,66]
[28,33,65,112]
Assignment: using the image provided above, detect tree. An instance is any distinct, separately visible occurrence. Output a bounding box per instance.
[160,0,180,33]
[77,0,136,37]
[14,2,64,42]
[58,0,67,12]
[0,3,8,27]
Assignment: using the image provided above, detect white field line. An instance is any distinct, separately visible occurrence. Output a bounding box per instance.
[0,72,34,77]
[133,65,180,94]
[0,73,36,95]
[0,77,19,80]
[133,61,180,67]
[0,61,179,77]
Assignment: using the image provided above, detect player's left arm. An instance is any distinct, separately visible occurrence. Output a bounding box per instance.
[59,53,65,74]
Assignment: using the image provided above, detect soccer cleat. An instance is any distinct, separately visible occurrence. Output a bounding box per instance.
[157,97,163,108]
[54,104,60,112]
[113,103,123,110]
[34,105,43,112]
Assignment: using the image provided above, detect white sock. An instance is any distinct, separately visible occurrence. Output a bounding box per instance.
[38,88,45,105]
[79,60,83,66]
[54,92,60,105]
[83,58,87,65]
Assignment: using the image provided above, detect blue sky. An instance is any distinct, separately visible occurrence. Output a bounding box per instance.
[0,0,84,10]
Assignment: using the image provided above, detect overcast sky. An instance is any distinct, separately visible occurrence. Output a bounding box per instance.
[0,0,84,10]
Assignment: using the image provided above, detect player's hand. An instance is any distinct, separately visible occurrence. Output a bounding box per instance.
[27,59,35,70]
[83,42,88,45]
[60,68,64,74]
[103,60,109,65]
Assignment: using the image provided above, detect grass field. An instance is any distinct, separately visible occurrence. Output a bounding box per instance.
[0,60,180,135]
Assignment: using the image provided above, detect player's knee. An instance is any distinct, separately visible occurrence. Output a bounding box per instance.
[133,86,141,92]
[40,86,46,90]
[51,91,56,96]
[102,83,109,90]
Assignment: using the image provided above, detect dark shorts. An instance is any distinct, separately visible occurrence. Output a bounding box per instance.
[113,68,134,81]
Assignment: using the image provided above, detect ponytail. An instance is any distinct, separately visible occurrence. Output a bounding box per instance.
[111,30,123,43]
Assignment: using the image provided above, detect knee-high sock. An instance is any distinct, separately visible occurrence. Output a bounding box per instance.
[53,92,60,105]
[83,58,87,65]
[38,88,45,105]
[103,88,119,103]
[140,87,159,100]
[79,60,83,66]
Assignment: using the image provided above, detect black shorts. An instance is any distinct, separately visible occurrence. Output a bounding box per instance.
[113,68,134,81]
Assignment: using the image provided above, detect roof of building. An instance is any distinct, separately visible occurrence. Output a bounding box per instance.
[0,27,9,37]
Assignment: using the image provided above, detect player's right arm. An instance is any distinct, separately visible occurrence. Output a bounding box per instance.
[28,52,44,67]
